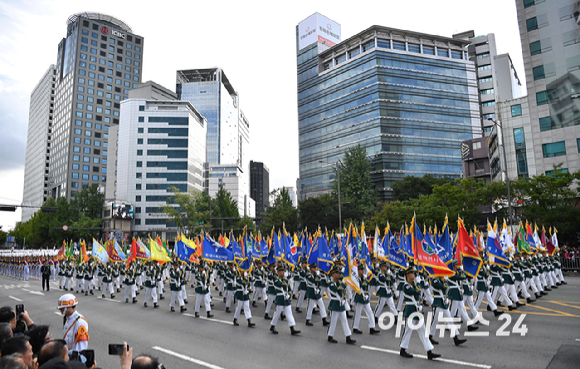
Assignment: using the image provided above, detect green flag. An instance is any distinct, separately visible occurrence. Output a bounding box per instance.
[517,224,531,254]
[65,241,74,260]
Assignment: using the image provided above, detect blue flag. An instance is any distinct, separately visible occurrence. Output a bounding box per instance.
[317,231,334,274]
[283,230,299,269]
[386,230,407,269]
[176,237,194,263]
[202,234,234,262]
[487,226,510,267]
[436,221,453,265]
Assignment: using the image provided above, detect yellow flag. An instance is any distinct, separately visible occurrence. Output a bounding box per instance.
[149,237,171,262]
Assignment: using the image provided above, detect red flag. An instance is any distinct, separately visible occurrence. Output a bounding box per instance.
[127,238,137,268]
[456,219,483,278]
[546,241,556,255]
[57,242,66,260]
[107,240,123,262]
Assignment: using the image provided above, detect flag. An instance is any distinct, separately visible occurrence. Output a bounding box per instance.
[487,221,510,267]
[436,216,453,265]
[114,238,126,261]
[127,238,137,268]
[252,232,261,260]
[57,241,66,260]
[386,229,407,269]
[517,223,531,254]
[271,229,283,261]
[551,227,559,249]
[316,230,334,274]
[343,223,360,294]
[525,222,537,253]
[456,218,483,278]
[92,239,109,264]
[176,235,195,263]
[149,237,171,262]
[373,225,383,260]
[259,234,269,261]
[402,224,414,260]
[137,239,151,259]
[65,241,73,260]
[283,226,299,270]
[202,234,234,262]
[80,240,89,264]
[413,217,453,278]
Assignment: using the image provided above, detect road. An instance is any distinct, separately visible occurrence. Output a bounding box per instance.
[1,274,580,369]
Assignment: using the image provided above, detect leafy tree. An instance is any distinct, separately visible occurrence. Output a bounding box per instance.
[164,188,211,236]
[392,175,455,202]
[0,230,7,245]
[238,216,256,236]
[260,188,298,234]
[211,187,240,234]
[71,184,104,219]
[332,144,379,221]
[298,194,339,232]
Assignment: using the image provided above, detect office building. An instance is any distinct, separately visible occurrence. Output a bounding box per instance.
[113,81,207,238]
[176,68,252,216]
[22,65,57,222]
[296,13,481,200]
[250,161,270,217]
[208,164,255,218]
[511,0,580,176]
[461,136,492,184]
[270,186,297,208]
[45,12,144,200]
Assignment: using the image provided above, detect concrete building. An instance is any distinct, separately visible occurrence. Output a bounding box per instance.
[111,81,207,238]
[176,68,252,216]
[461,136,492,184]
[270,186,297,208]
[297,13,481,201]
[512,0,580,176]
[46,12,144,200]
[208,164,255,218]
[21,65,57,222]
[250,161,269,217]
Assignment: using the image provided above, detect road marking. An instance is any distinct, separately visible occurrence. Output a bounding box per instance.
[547,301,580,310]
[54,312,62,316]
[100,297,121,303]
[183,313,233,325]
[9,296,23,302]
[576,338,580,342]
[152,346,224,369]
[28,291,44,296]
[361,345,492,368]
[526,303,577,317]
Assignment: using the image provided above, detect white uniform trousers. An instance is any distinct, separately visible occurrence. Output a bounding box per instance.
[400,315,434,351]
[526,277,539,293]
[181,285,188,301]
[327,310,351,337]
[556,269,565,282]
[101,282,114,296]
[225,290,234,308]
[296,290,306,308]
[353,302,375,330]
[450,300,471,324]
[463,295,478,320]
[396,293,405,312]
[430,307,458,338]
[292,280,300,295]
[252,287,266,302]
[234,300,252,320]
[144,287,158,304]
[83,279,92,292]
[547,272,555,287]
[534,276,544,291]
[265,294,275,314]
[515,281,531,299]
[24,266,29,280]
[75,278,84,292]
[374,296,397,318]
[306,298,328,320]
[170,290,184,308]
[65,277,74,290]
[124,285,136,299]
[195,292,211,313]
[271,305,296,327]
[474,290,497,311]
[491,285,513,306]
[500,284,519,304]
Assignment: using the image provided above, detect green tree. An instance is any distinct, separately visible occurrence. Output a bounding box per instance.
[333,144,379,222]
[0,229,7,245]
[71,184,104,219]
[260,188,298,234]
[164,188,211,236]
[211,187,240,234]
[392,175,455,202]
[237,216,256,236]
[298,194,339,232]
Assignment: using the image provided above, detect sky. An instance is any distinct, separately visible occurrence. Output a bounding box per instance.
[0,0,524,231]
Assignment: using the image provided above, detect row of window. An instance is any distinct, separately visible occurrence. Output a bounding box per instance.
[79,53,141,67]
[72,153,107,161]
[79,60,140,75]
[81,27,142,48]
[71,173,105,180]
[77,69,139,83]
[78,76,136,91]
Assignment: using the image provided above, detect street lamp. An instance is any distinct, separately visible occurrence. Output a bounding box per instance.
[487,118,513,229]
[319,160,342,232]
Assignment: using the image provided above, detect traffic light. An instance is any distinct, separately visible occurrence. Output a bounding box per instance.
[0,206,16,212]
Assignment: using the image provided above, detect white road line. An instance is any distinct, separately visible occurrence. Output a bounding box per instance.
[152,346,225,369]
[183,313,233,325]
[8,296,23,302]
[576,338,580,342]
[100,297,121,303]
[28,291,44,296]
[361,345,492,369]
[54,312,62,316]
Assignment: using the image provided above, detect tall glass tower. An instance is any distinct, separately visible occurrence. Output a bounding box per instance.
[46,12,144,200]
[296,13,481,200]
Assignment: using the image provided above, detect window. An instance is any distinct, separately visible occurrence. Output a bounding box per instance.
[83,156,90,163]
[536,91,549,105]
[476,53,490,59]
[527,17,538,31]
[524,0,535,8]
[74,128,82,134]
[477,65,492,71]
[480,88,494,95]
[135,196,141,203]
[73,146,80,152]
[530,41,542,55]
[73,155,80,161]
[542,141,566,158]
[539,117,554,131]
[82,165,89,171]
[533,65,545,80]
[450,51,462,60]
[82,174,89,180]
[578,138,580,153]
[473,141,481,150]
[72,173,79,179]
[83,148,91,154]
[137,138,143,144]
[546,168,568,176]
[137,149,143,156]
[393,42,405,51]
[92,175,99,181]
[478,77,492,84]
[481,101,495,107]
[437,48,448,57]
[72,164,79,170]
[93,157,100,164]
[136,161,142,167]
[511,104,522,117]
[138,117,144,122]
[408,44,420,53]
[377,40,390,49]
[422,46,435,55]
[482,113,496,120]
[136,173,142,179]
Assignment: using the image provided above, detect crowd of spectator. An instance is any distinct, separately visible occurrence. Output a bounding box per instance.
[0,306,164,369]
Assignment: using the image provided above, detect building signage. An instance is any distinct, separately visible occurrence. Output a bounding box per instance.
[112,29,126,39]
[461,142,473,161]
[101,26,109,34]
[298,13,341,51]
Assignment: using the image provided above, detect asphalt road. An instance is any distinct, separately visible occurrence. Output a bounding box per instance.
[2,274,580,369]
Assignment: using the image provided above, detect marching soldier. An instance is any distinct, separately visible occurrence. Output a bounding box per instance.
[295,259,308,313]
[264,263,277,319]
[429,275,467,346]
[352,264,380,335]
[233,270,255,327]
[102,264,115,299]
[143,262,159,308]
[224,262,236,313]
[474,260,504,316]
[399,265,440,360]
[490,262,515,310]
[449,261,479,331]
[124,263,137,303]
[270,265,300,335]
[374,261,398,324]
[83,260,95,296]
[169,262,186,312]
[252,260,267,308]
[194,262,213,318]
[305,263,329,327]
[327,265,355,344]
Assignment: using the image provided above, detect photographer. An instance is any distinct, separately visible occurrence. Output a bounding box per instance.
[119,343,165,369]
[0,336,33,369]
[0,307,35,336]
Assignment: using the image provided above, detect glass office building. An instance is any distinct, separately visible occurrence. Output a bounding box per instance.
[296,16,481,200]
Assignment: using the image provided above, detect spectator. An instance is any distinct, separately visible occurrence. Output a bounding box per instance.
[0,308,35,336]
[37,340,68,367]
[0,337,33,369]
[0,323,13,352]
[119,342,164,369]
[25,326,50,357]
[0,353,26,369]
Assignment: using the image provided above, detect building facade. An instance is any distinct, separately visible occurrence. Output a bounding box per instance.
[513,0,580,175]
[208,165,255,218]
[22,65,57,222]
[114,82,206,238]
[297,14,481,200]
[250,161,270,217]
[47,12,144,200]
[176,68,252,216]
[461,136,492,184]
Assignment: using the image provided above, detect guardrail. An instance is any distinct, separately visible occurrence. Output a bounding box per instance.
[561,257,580,272]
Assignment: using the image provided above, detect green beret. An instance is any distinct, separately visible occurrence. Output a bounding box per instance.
[276,265,285,272]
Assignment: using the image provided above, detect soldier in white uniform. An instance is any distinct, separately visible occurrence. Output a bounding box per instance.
[57,293,89,358]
